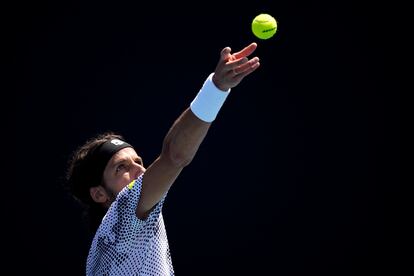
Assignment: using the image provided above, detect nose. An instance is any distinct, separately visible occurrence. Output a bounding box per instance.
[130,162,145,179]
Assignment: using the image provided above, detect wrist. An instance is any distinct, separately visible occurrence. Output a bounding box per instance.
[190,73,231,122]
[212,73,230,92]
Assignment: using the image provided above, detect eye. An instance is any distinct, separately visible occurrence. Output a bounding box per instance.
[116,164,127,173]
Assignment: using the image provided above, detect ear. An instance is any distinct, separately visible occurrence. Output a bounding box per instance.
[89,186,109,204]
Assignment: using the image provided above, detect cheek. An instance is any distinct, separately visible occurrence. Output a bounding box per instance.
[111,176,130,194]
[120,173,133,185]
[105,174,130,193]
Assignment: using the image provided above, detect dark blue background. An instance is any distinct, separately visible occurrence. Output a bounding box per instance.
[6,0,405,275]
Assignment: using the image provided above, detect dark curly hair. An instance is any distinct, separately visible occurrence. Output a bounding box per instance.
[65,131,126,232]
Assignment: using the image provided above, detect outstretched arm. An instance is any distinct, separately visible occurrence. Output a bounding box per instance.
[136,43,260,219]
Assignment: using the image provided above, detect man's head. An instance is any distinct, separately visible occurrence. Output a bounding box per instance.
[66,132,145,209]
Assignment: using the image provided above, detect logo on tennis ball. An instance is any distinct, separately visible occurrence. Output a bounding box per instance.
[252,13,277,40]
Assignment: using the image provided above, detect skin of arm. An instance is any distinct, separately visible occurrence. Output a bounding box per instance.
[136,42,260,219]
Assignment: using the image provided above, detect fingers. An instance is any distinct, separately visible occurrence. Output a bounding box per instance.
[220,42,257,61]
[233,42,258,59]
[232,57,260,77]
[226,57,248,71]
[214,43,260,89]
[230,57,259,74]
[220,47,232,60]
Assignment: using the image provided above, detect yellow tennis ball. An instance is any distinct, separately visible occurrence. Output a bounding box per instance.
[251,13,277,40]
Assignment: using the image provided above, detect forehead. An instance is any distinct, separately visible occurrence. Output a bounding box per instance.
[108,147,139,163]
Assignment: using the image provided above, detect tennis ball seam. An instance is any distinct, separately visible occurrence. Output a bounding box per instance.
[255,20,271,23]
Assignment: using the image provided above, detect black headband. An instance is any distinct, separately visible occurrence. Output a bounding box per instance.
[86,138,133,186]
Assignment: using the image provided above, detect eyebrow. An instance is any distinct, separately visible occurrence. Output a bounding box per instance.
[111,156,142,168]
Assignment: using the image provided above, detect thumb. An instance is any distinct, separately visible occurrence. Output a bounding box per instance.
[220,47,232,60]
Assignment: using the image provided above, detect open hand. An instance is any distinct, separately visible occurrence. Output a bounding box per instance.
[212,42,260,91]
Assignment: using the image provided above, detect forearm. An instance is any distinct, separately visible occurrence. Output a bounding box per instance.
[162,72,231,165]
[161,107,210,167]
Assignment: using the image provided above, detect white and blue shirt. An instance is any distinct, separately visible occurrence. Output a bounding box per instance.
[86,174,173,275]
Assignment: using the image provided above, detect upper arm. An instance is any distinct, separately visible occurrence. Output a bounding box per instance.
[135,154,183,219]
[135,108,211,219]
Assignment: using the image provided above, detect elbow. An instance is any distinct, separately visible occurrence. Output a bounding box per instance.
[162,139,195,168]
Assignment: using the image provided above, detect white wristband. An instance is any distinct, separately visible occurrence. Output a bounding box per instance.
[190,73,231,122]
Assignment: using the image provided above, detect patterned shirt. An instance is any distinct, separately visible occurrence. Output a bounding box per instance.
[86,174,174,275]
